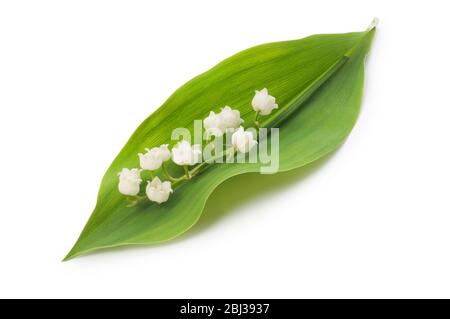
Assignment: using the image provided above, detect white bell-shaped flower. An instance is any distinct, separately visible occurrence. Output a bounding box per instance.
[171,140,202,166]
[118,168,142,196]
[157,144,171,161]
[138,144,171,171]
[146,176,172,204]
[251,88,278,115]
[219,106,243,131]
[231,126,258,153]
[203,106,243,137]
[203,111,224,137]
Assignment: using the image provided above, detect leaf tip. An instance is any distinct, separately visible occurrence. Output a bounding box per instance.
[63,239,85,261]
[366,17,379,31]
[62,249,77,262]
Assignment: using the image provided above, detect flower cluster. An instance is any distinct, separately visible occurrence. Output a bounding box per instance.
[204,106,243,137]
[118,88,277,205]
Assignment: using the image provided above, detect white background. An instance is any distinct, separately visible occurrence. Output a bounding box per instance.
[1,0,449,298]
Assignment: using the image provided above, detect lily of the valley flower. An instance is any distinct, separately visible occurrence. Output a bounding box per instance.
[146,176,172,204]
[231,126,258,153]
[138,144,171,171]
[171,140,202,166]
[118,168,142,196]
[251,88,278,115]
[203,111,223,137]
[220,106,243,130]
[204,106,243,137]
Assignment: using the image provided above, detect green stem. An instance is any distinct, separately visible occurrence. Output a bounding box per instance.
[126,195,147,207]
[259,55,349,128]
[189,161,208,176]
[254,111,260,128]
[183,165,191,179]
[172,176,187,188]
[189,147,236,177]
[162,162,177,182]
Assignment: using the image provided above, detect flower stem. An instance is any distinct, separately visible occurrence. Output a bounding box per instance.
[254,111,260,128]
[162,162,177,182]
[189,147,236,177]
[183,165,191,179]
[171,176,186,188]
[259,56,349,129]
[189,161,208,176]
[126,195,147,207]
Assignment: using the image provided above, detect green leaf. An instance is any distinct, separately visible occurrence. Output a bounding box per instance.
[64,24,376,260]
